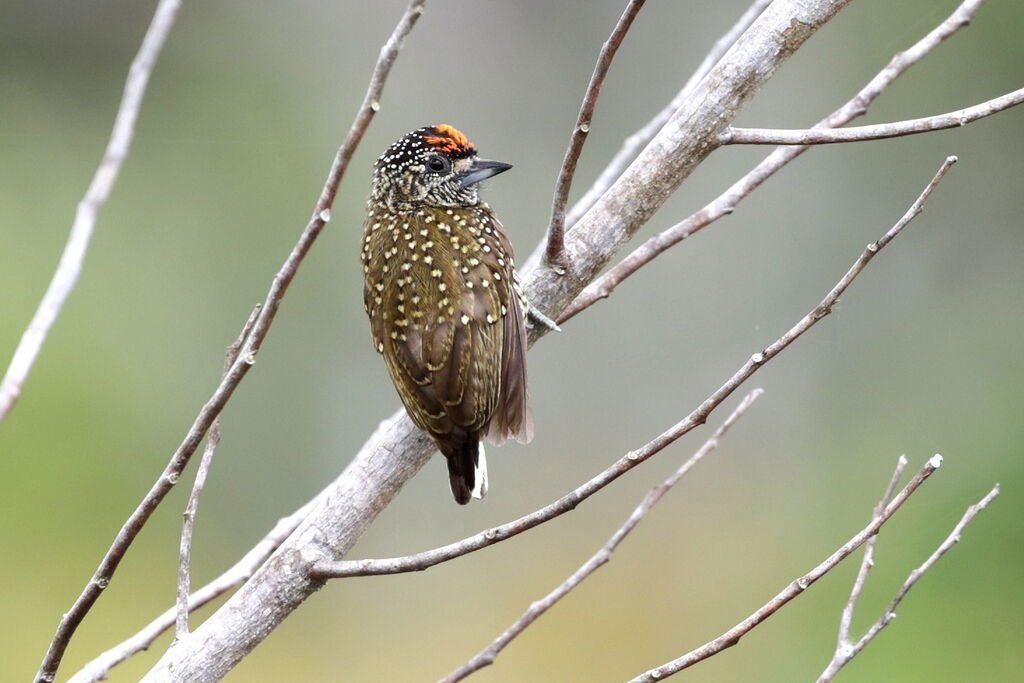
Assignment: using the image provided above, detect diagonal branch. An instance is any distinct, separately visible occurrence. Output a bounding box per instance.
[33,2,426,682]
[560,0,987,324]
[524,0,853,336]
[545,0,647,267]
[558,0,774,236]
[140,3,859,678]
[625,455,945,683]
[66,497,318,683]
[440,389,764,683]
[27,2,185,678]
[817,482,1001,682]
[720,87,1024,145]
[0,0,182,427]
[311,156,955,581]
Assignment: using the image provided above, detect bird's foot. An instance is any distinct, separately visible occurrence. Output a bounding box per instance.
[527,307,561,333]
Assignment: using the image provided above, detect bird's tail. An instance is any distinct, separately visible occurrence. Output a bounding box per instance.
[441,431,488,505]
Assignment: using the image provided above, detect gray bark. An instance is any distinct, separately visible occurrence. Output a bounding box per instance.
[141,1,852,679]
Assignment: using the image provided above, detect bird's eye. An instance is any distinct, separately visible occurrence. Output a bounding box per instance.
[426,155,449,173]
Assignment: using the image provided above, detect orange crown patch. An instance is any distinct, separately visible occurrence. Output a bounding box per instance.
[424,124,475,153]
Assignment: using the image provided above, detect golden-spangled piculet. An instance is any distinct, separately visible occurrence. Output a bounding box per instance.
[362,125,533,504]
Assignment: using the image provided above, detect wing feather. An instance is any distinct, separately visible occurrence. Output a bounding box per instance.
[365,207,531,447]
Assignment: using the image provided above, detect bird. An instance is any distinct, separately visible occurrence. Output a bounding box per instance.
[361,124,533,504]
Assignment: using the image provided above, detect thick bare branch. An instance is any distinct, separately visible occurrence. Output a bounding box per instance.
[0,0,181,427]
[26,3,184,678]
[817,483,1001,682]
[625,456,945,683]
[545,0,647,266]
[561,0,986,323]
[311,157,954,581]
[523,0,853,334]
[721,87,1024,145]
[35,2,426,682]
[66,498,318,683]
[441,390,763,683]
[139,3,858,678]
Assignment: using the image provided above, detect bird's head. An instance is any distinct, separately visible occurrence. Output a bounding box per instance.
[371,124,511,210]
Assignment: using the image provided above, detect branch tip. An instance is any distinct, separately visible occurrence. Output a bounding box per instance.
[723,88,1024,145]
[544,0,647,266]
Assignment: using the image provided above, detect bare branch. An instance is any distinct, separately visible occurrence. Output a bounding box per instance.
[721,87,1024,145]
[310,157,954,581]
[0,0,182,427]
[558,0,773,236]
[140,4,861,678]
[177,305,261,637]
[26,3,185,678]
[817,482,1001,682]
[835,455,908,650]
[440,389,764,683]
[34,2,426,681]
[561,0,986,323]
[625,456,944,682]
[66,498,318,683]
[545,0,647,266]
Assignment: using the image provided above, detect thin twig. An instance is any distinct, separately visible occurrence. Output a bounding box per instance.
[0,0,182,427]
[817,482,1001,682]
[835,455,908,650]
[625,456,945,683]
[33,3,426,681]
[65,497,318,683]
[721,87,1024,145]
[140,4,884,677]
[176,305,261,637]
[559,0,773,237]
[440,389,763,683]
[545,0,647,267]
[312,157,954,580]
[559,0,986,324]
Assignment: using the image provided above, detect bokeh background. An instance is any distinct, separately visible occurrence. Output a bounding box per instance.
[2,1,1022,681]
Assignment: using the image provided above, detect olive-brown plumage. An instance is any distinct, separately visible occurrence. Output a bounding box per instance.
[362,125,532,504]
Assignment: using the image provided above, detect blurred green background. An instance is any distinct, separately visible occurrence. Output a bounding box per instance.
[2,1,1022,681]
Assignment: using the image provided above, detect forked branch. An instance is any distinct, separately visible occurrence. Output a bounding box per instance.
[66,498,317,683]
[625,456,945,683]
[560,0,987,324]
[312,156,957,581]
[557,0,773,236]
[440,389,764,683]
[817,481,1000,681]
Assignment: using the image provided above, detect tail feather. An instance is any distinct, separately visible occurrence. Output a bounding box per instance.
[441,430,487,505]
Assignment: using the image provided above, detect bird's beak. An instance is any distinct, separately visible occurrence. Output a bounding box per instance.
[459,158,512,188]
